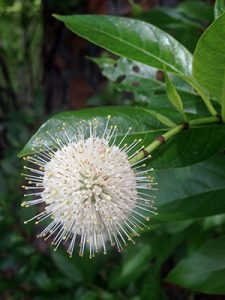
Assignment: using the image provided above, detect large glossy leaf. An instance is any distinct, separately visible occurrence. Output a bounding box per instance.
[19,106,225,169]
[193,12,225,105]
[54,14,193,76]
[152,155,225,222]
[166,235,225,294]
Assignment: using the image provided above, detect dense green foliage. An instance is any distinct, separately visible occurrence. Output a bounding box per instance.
[1,1,225,299]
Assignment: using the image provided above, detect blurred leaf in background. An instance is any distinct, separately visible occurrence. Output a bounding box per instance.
[1,1,225,300]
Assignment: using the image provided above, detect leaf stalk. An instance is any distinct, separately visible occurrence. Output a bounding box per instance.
[184,77,218,117]
[129,116,221,165]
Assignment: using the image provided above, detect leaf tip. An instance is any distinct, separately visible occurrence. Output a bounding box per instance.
[17,150,24,158]
[17,146,28,158]
[52,14,63,21]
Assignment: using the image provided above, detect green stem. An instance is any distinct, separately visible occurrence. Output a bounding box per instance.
[189,116,219,126]
[184,77,218,117]
[193,85,217,117]
[129,116,220,165]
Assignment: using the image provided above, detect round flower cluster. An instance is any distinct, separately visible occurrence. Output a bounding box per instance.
[22,117,157,257]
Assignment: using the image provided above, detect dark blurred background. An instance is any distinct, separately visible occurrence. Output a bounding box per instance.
[0,1,222,299]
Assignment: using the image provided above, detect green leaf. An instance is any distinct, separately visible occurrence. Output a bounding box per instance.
[109,244,152,288]
[90,56,195,96]
[193,12,225,108]
[77,291,99,300]
[90,56,199,115]
[141,266,168,300]
[203,213,225,230]
[19,106,225,169]
[178,92,218,115]
[166,235,225,294]
[52,249,105,284]
[90,56,215,118]
[90,56,214,116]
[178,1,213,22]
[215,0,225,19]
[34,271,55,291]
[54,14,192,76]
[90,56,220,118]
[136,92,206,114]
[222,100,225,122]
[165,71,186,120]
[89,56,163,96]
[140,7,202,30]
[128,0,143,17]
[18,106,166,158]
[151,123,225,169]
[138,6,207,52]
[51,250,84,283]
[153,155,225,222]
[145,110,177,127]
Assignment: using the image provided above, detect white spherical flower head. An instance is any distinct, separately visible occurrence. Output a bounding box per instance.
[22,117,157,257]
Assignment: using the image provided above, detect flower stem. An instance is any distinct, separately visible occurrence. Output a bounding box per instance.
[129,115,221,165]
